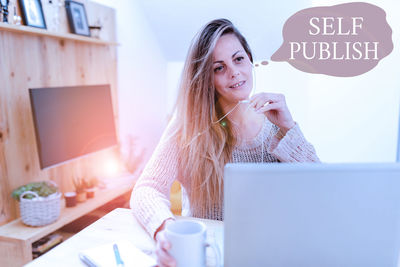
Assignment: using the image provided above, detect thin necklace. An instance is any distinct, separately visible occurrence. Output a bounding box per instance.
[184,101,248,147]
[185,102,265,163]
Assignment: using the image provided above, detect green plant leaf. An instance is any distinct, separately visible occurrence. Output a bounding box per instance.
[11,181,59,201]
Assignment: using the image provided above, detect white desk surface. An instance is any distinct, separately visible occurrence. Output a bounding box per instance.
[25,208,224,267]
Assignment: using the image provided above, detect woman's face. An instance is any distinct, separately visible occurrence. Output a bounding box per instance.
[212,33,253,106]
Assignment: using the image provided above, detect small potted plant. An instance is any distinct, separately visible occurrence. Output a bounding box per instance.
[122,135,146,174]
[85,177,98,199]
[73,177,87,203]
[12,181,61,226]
[12,181,59,201]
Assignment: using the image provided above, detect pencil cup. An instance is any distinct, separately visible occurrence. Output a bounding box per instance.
[64,192,77,207]
[165,220,221,267]
[86,188,95,198]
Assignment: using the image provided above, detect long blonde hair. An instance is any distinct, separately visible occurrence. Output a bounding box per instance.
[173,19,253,219]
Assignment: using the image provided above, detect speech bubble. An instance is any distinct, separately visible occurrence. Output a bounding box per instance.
[254,61,269,67]
[271,2,393,77]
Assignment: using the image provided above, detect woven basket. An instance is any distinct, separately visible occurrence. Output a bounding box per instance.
[19,190,61,227]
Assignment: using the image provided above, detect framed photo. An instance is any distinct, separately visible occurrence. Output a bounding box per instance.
[18,0,46,29]
[65,0,90,36]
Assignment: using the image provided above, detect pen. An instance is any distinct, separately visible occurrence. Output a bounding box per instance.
[113,243,125,267]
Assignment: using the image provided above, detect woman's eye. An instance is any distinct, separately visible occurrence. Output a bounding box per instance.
[214,66,224,73]
[235,56,244,62]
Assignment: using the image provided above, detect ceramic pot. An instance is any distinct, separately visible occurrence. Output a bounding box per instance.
[64,192,77,207]
[76,192,86,203]
[86,188,95,199]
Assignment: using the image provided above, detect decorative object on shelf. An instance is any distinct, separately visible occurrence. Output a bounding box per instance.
[12,180,59,200]
[13,5,21,24]
[7,0,19,24]
[12,181,61,226]
[73,177,87,202]
[64,191,77,207]
[85,187,95,198]
[85,177,98,198]
[65,0,90,36]
[0,0,10,22]
[18,0,46,29]
[88,18,101,38]
[89,25,101,39]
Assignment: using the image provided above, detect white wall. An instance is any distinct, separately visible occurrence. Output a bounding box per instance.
[256,0,400,162]
[306,0,400,162]
[95,0,400,163]
[166,62,184,119]
[92,0,168,162]
[165,0,400,163]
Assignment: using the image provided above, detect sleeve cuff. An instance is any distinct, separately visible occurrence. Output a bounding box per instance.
[130,186,175,239]
[148,210,175,240]
[268,122,320,162]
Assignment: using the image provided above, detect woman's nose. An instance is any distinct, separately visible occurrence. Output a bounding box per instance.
[228,66,240,79]
[231,72,239,78]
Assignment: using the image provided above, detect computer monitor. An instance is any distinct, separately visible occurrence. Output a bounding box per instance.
[224,163,400,267]
[29,84,118,169]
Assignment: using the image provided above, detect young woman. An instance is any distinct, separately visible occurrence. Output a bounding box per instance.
[131,18,319,266]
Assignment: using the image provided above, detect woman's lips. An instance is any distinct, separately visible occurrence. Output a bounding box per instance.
[229,80,245,89]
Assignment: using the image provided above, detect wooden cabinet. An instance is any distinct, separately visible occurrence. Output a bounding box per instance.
[0,1,138,266]
[0,1,136,266]
[0,0,119,225]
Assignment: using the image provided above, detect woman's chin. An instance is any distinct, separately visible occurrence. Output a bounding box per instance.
[219,90,252,105]
[238,91,252,101]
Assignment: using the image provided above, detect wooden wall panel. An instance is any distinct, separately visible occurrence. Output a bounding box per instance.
[0,141,11,223]
[0,2,117,225]
[0,27,11,223]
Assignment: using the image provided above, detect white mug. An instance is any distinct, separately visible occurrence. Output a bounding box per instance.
[165,220,221,267]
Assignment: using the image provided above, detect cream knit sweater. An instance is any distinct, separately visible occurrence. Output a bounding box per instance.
[130,118,319,238]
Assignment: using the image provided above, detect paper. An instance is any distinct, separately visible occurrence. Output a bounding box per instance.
[207,225,224,267]
[79,240,157,267]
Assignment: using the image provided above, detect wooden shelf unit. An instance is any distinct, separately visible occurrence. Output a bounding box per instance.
[0,174,137,267]
[0,2,123,266]
[0,22,118,46]
[0,0,119,226]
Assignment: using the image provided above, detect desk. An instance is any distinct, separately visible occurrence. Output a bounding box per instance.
[25,208,224,267]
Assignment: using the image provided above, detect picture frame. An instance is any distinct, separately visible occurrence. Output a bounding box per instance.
[65,0,90,36]
[18,0,46,29]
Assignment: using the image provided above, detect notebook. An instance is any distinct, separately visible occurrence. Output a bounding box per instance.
[207,224,224,266]
[79,240,157,267]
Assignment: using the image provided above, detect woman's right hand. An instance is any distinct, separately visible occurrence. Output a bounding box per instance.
[155,219,176,267]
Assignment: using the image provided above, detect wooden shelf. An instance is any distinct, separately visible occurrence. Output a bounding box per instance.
[0,173,136,267]
[0,22,119,46]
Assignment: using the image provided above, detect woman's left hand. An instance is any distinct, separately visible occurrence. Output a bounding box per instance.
[249,93,295,134]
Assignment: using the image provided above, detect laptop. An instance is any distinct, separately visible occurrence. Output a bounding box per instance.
[224,163,400,267]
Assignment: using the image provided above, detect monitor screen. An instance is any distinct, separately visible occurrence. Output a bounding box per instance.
[29,84,118,169]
